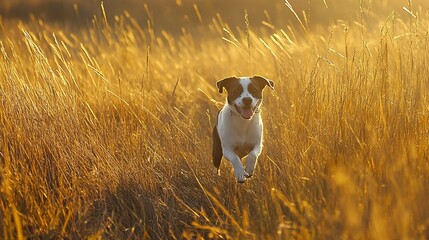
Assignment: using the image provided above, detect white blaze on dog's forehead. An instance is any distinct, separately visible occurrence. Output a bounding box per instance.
[238,77,251,92]
[239,77,251,87]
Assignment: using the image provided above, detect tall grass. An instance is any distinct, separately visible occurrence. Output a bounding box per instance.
[1,1,429,239]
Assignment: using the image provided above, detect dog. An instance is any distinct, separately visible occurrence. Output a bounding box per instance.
[212,75,274,183]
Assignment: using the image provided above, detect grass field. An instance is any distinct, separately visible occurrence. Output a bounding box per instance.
[1,0,429,239]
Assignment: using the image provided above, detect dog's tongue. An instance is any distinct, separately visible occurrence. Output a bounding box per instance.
[240,107,253,119]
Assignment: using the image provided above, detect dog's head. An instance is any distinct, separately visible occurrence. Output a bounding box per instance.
[216,75,274,120]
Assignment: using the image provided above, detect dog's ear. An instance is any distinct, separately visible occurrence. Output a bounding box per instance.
[252,75,275,91]
[216,76,238,93]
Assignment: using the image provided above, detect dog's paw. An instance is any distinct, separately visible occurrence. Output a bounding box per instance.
[244,166,255,178]
[237,178,246,183]
[236,173,247,183]
[234,169,247,183]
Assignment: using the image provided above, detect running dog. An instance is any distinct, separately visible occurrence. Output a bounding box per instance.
[212,75,274,183]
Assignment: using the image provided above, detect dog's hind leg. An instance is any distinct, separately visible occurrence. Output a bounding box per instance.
[212,125,222,174]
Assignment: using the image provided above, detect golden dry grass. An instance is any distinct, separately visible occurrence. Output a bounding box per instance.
[1,1,429,239]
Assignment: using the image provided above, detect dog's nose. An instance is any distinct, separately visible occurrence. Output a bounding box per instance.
[242,97,252,106]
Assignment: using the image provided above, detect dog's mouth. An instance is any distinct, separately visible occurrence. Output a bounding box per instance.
[235,105,255,119]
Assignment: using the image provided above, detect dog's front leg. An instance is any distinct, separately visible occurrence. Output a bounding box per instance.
[222,149,247,183]
[245,144,262,178]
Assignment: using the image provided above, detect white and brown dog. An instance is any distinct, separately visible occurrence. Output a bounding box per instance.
[212,75,274,183]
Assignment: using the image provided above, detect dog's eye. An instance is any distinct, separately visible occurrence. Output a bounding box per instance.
[232,88,241,95]
[248,86,262,98]
[248,86,257,94]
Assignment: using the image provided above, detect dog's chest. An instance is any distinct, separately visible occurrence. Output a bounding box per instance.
[218,108,262,151]
[231,119,260,157]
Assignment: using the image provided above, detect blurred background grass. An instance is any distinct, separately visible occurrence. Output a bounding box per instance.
[1,0,429,32]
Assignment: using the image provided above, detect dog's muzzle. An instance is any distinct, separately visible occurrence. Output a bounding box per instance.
[234,104,260,119]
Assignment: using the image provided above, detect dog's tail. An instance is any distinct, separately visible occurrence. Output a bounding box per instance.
[212,125,222,174]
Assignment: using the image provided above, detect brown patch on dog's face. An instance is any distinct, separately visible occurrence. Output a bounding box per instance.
[247,82,262,99]
[216,76,238,93]
[216,77,242,104]
[226,83,244,105]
